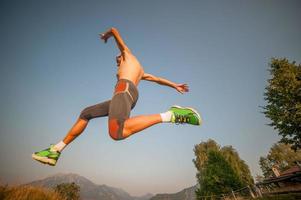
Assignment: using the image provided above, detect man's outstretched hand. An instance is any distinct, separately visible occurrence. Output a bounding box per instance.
[100,33,111,43]
[175,83,189,94]
[99,28,113,43]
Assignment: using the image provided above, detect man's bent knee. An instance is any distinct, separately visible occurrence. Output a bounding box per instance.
[108,118,127,141]
[79,107,92,121]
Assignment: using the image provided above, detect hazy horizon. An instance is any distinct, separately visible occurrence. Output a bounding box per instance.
[1,0,301,196]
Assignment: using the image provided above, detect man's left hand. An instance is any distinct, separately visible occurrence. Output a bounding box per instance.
[175,83,189,94]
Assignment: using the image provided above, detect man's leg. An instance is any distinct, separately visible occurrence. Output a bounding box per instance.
[122,114,162,138]
[47,118,88,154]
[121,106,184,137]
[53,100,111,151]
[62,118,88,145]
[122,108,178,137]
[108,95,201,140]
[32,100,110,166]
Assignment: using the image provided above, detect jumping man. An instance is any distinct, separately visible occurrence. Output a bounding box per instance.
[32,27,202,166]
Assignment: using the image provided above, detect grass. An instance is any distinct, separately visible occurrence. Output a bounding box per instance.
[0,184,66,200]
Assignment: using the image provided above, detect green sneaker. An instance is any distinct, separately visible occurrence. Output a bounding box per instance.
[32,145,60,166]
[169,105,202,126]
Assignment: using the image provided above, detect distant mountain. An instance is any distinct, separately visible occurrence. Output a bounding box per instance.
[150,185,197,200]
[133,193,154,200]
[26,173,153,200]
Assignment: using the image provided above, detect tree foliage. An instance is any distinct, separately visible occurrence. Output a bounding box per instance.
[259,142,301,178]
[54,182,80,200]
[193,139,253,198]
[263,58,301,150]
[193,139,220,172]
[221,146,254,185]
[195,150,243,198]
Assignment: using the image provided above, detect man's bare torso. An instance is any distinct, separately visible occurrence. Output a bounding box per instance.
[117,50,144,86]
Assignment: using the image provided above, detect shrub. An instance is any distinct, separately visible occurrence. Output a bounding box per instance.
[0,184,66,200]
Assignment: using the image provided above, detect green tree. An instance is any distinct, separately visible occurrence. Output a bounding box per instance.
[259,142,301,178]
[221,146,254,185]
[196,150,243,198]
[54,182,80,200]
[193,139,220,172]
[263,58,301,150]
[193,139,253,198]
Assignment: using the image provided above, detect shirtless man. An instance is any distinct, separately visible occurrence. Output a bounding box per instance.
[32,27,202,166]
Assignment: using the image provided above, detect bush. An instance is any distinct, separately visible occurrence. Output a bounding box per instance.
[54,182,80,200]
[0,184,66,200]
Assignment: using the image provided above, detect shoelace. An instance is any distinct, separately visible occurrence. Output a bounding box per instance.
[174,114,191,124]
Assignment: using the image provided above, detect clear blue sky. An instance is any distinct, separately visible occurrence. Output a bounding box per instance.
[0,0,301,196]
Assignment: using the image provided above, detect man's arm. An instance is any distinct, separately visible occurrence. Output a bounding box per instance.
[142,73,189,94]
[100,27,130,53]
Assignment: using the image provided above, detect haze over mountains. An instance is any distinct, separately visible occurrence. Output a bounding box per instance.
[26,173,196,200]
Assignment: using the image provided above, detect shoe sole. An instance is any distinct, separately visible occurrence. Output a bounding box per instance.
[32,153,56,166]
[171,105,202,126]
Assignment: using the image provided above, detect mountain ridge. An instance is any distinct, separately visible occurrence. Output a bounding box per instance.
[26,173,196,200]
[150,185,197,200]
[27,173,150,200]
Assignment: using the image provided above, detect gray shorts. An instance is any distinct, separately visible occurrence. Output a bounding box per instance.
[79,79,139,140]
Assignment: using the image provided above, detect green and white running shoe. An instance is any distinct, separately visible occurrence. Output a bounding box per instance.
[32,145,60,166]
[169,105,202,126]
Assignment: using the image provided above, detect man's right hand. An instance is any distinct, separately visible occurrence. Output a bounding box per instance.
[99,29,113,43]
[99,27,129,52]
